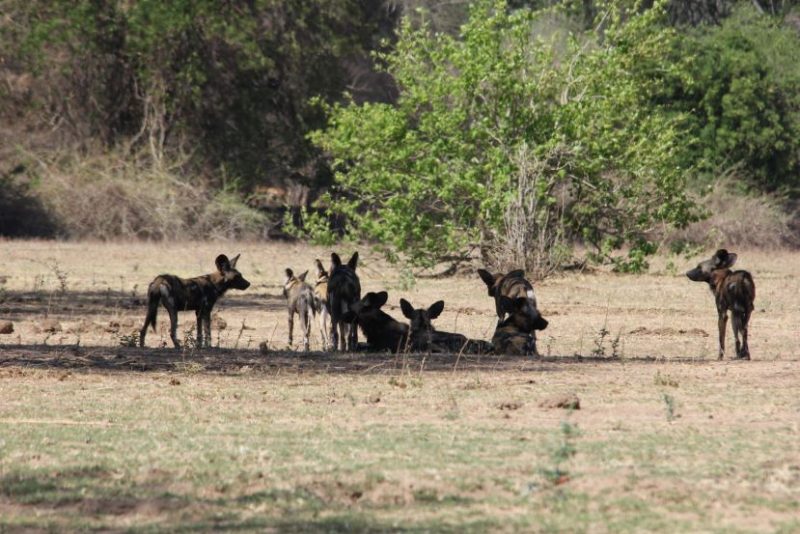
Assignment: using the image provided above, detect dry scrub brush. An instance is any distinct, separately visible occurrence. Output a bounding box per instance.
[487,145,573,280]
[663,178,796,250]
[28,150,267,241]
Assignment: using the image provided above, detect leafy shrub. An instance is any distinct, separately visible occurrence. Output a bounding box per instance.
[309,0,699,271]
[679,6,800,191]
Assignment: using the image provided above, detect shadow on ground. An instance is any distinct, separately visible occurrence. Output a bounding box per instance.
[0,465,491,532]
[0,342,680,376]
[0,289,285,321]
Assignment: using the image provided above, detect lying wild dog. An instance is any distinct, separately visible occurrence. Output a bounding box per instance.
[686,249,755,360]
[491,296,549,356]
[283,268,316,351]
[399,298,490,353]
[345,291,408,352]
[313,259,331,350]
[140,254,250,348]
[327,251,361,351]
[477,268,544,324]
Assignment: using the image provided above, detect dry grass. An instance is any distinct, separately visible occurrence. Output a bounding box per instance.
[0,240,799,531]
[21,150,268,240]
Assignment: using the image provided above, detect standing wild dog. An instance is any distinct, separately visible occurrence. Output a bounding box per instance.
[140,254,250,348]
[399,298,490,353]
[283,268,315,351]
[492,296,549,356]
[345,291,409,352]
[327,251,361,351]
[313,259,331,350]
[686,249,755,360]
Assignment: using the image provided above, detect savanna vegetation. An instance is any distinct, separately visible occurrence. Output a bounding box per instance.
[1,0,799,270]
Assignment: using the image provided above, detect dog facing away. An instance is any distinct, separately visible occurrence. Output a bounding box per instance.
[686,249,755,360]
[491,296,549,356]
[327,251,361,351]
[345,291,409,352]
[140,254,250,348]
[313,259,331,350]
[399,298,490,354]
[477,268,543,324]
[283,268,316,351]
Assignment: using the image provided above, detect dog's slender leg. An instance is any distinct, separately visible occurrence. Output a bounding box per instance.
[196,310,204,348]
[288,310,294,349]
[202,311,212,348]
[742,309,751,360]
[301,307,310,352]
[717,311,727,360]
[168,305,180,348]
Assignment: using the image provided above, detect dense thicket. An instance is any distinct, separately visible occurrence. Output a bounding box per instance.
[1,0,798,269]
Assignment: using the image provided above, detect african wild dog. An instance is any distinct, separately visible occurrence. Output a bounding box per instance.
[139,254,250,348]
[283,268,315,351]
[491,296,549,356]
[477,269,543,324]
[478,268,547,352]
[327,252,361,351]
[313,259,331,350]
[345,291,408,352]
[399,298,490,354]
[686,249,755,360]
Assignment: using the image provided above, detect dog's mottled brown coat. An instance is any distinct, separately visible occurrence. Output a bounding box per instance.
[327,252,361,351]
[346,291,408,352]
[491,296,548,356]
[283,268,315,351]
[686,249,755,360]
[399,298,490,354]
[139,254,250,348]
[313,259,331,350]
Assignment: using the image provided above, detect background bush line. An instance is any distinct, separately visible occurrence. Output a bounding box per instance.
[1,0,798,271]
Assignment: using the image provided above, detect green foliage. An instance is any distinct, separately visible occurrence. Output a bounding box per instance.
[312,0,698,270]
[2,0,392,187]
[680,6,800,191]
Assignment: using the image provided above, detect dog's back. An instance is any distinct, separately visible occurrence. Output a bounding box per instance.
[327,252,361,351]
[348,292,408,352]
[713,269,755,314]
[490,296,548,356]
[478,269,542,322]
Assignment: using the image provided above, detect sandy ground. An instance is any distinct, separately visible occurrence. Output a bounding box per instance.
[0,240,798,531]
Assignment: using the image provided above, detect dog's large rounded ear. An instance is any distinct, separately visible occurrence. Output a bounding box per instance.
[722,252,737,268]
[331,253,342,267]
[298,270,309,282]
[712,249,729,267]
[428,300,445,320]
[285,268,294,279]
[230,254,241,268]
[315,259,325,274]
[400,298,415,319]
[477,269,496,295]
[507,269,526,279]
[373,291,388,308]
[347,251,359,270]
[216,254,231,273]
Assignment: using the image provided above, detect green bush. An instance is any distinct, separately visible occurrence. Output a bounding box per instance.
[677,6,800,192]
[308,0,698,271]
